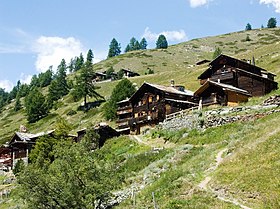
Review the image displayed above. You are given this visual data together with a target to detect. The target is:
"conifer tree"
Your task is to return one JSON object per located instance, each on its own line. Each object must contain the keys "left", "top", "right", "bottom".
{"left": 108, "top": 38, "right": 121, "bottom": 58}
{"left": 25, "top": 88, "right": 48, "bottom": 123}
{"left": 140, "top": 37, "right": 148, "bottom": 50}
{"left": 14, "top": 92, "right": 22, "bottom": 112}
{"left": 156, "top": 34, "right": 168, "bottom": 49}
{"left": 125, "top": 44, "right": 131, "bottom": 53}
{"left": 47, "top": 59, "right": 69, "bottom": 106}
{"left": 245, "top": 23, "right": 252, "bottom": 31}
{"left": 103, "top": 78, "right": 136, "bottom": 120}
{"left": 72, "top": 50, "right": 103, "bottom": 111}
{"left": 267, "top": 17, "right": 277, "bottom": 28}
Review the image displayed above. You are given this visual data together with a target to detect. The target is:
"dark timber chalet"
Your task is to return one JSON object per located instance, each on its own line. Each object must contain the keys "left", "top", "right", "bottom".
{"left": 195, "top": 80, "right": 251, "bottom": 106}
{"left": 120, "top": 68, "right": 140, "bottom": 78}
{"left": 198, "top": 54, "right": 278, "bottom": 97}
{"left": 117, "top": 82, "right": 198, "bottom": 134}
{"left": 9, "top": 130, "right": 55, "bottom": 168}
{"left": 7, "top": 123, "right": 119, "bottom": 169}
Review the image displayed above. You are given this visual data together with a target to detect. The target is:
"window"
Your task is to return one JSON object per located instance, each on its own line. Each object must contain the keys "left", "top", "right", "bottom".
{"left": 149, "top": 96, "right": 153, "bottom": 103}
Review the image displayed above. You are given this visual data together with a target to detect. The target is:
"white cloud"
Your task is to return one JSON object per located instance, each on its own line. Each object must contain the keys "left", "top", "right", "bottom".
{"left": 33, "top": 36, "right": 86, "bottom": 72}
{"left": 20, "top": 73, "right": 32, "bottom": 85}
{"left": 0, "top": 80, "right": 13, "bottom": 92}
{"left": 189, "top": 0, "right": 210, "bottom": 8}
{"left": 260, "top": 0, "right": 280, "bottom": 12}
{"left": 143, "top": 27, "right": 188, "bottom": 42}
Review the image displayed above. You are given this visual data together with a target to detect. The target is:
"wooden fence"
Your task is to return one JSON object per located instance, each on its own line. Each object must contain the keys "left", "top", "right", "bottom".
{"left": 165, "top": 107, "right": 199, "bottom": 121}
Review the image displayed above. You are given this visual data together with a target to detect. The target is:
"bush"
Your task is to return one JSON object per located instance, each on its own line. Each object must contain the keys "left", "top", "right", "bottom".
{"left": 13, "top": 159, "right": 25, "bottom": 175}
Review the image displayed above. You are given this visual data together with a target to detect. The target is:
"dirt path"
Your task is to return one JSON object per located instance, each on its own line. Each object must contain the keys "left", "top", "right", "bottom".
{"left": 198, "top": 149, "right": 252, "bottom": 209}
{"left": 130, "top": 135, "right": 176, "bottom": 148}
{"left": 130, "top": 135, "right": 150, "bottom": 146}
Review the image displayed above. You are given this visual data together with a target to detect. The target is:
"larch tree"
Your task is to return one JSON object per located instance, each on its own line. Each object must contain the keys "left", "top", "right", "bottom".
{"left": 267, "top": 17, "right": 277, "bottom": 28}
{"left": 245, "top": 23, "right": 252, "bottom": 31}
{"left": 140, "top": 37, "right": 148, "bottom": 49}
{"left": 156, "top": 34, "right": 168, "bottom": 49}
{"left": 103, "top": 78, "right": 136, "bottom": 120}
{"left": 72, "top": 49, "right": 104, "bottom": 111}
{"left": 48, "top": 59, "right": 69, "bottom": 106}
{"left": 25, "top": 88, "right": 48, "bottom": 123}
{"left": 107, "top": 38, "right": 121, "bottom": 58}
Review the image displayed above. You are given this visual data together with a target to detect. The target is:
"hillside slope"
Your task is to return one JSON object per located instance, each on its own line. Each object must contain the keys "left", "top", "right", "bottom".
{"left": 115, "top": 109, "right": 280, "bottom": 208}
{"left": 1, "top": 28, "right": 280, "bottom": 143}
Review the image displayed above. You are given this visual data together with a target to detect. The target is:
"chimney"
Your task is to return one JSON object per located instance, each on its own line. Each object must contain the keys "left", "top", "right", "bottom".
{"left": 170, "top": 79, "right": 175, "bottom": 87}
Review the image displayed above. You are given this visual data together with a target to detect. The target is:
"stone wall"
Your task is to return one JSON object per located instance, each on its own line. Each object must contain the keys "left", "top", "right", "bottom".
{"left": 159, "top": 95, "right": 280, "bottom": 131}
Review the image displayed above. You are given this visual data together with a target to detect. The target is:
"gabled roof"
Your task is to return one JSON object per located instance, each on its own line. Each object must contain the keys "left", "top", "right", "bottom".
{"left": 120, "top": 68, "right": 140, "bottom": 76}
{"left": 129, "top": 82, "right": 194, "bottom": 103}
{"left": 96, "top": 72, "right": 107, "bottom": 76}
{"left": 133, "top": 82, "right": 192, "bottom": 100}
{"left": 195, "top": 80, "right": 252, "bottom": 97}
{"left": 146, "top": 82, "right": 194, "bottom": 96}
{"left": 198, "top": 54, "right": 272, "bottom": 79}
{"left": 9, "top": 130, "right": 55, "bottom": 145}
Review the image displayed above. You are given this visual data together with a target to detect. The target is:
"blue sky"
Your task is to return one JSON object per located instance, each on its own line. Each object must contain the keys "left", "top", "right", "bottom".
{"left": 0, "top": 0, "right": 279, "bottom": 91}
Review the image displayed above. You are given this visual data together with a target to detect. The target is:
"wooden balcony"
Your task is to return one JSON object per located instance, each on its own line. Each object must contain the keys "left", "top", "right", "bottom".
{"left": 117, "top": 108, "right": 132, "bottom": 115}
{"left": 211, "top": 72, "right": 234, "bottom": 81}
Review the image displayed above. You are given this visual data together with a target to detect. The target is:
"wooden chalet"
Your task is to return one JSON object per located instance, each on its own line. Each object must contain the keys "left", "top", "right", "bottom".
{"left": 9, "top": 130, "right": 55, "bottom": 168}
{"left": 95, "top": 72, "right": 107, "bottom": 81}
{"left": 195, "top": 80, "right": 251, "bottom": 106}
{"left": 116, "top": 99, "right": 132, "bottom": 134}
{"left": 198, "top": 54, "right": 278, "bottom": 96}
{"left": 117, "top": 82, "right": 198, "bottom": 134}
{"left": 0, "top": 146, "right": 11, "bottom": 170}
{"left": 76, "top": 123, "right": 120, "bottom": 147}
{"left": 120, "top": 68, "right": 140, "bottom": 78}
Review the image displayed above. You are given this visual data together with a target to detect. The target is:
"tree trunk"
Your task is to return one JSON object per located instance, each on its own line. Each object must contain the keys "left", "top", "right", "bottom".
{"left": 84, "top": 95, "right": 87, "bottom": 112}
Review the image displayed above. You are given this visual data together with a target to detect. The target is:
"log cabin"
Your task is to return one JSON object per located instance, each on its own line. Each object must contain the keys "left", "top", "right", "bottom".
{"left": 120, "top": 68, "right": 140, "bottom": 78}
{"left": 116, "top": 82, "right": 198, "bottom": 134}
{"left": 198, "top": 54, "right": 278, "bottom": 96}
{"left": 75, "top": 123, "right": 120, "bottom": 147}
{"left": 95, "top": 72, "right": 107, "bottom": 81}
{"left": 9, "top": 130, "right": 55, "bottom": 168}
{"left": 8, "top": 123, "right": 120, "bottom": 169}
{"left": 195, "top": 80, "right": 251, "bottom": 106}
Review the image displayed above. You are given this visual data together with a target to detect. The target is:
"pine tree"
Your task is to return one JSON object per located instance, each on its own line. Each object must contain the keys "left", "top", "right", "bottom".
{"left": 129, "top": 37, "right": 137, "bottom": 50}
{"left": 125, "top": 44, "right": 131, "bottom": 53}
{"left": 108, "top": 38, "right": 121, "bottom": 58}
{"left": 72, "top": 50, "right": 104, "bottom": 111}
{"left": 135, "top": 40, "right": 141, "bottom": 50}
{"left": 29, "top": 75, "right": 40, "bottom": 90}
{"left": 14, "top": 92, "right": 22, "bottom": 112}
{"left": 74, "top": 53, "right": 84, "bottom": 72}
{"left": 38, "top": 68, "right": 53, "bottom": 87}
{"left": 25, "top": 88, "right": 48, "bottom": 123}
{"left": 156, "top": 34, "right": 168, "bottom": 49}
{"left": 47, "top": 59, "right": 69, "bottom": 106}
{"left": 245, "top": 23, "right": 252, "bottom": 31}
{"left": 140, "top": 38, "right": 148, "bottom": 50}
{"left": 267, "top": 17, "right": 277, "bottom": 28}
{"left": 103, "top": 78, "right": 136, "bottom": 120}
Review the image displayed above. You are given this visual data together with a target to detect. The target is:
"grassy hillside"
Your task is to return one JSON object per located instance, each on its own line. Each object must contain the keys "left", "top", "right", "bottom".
{"left": 1, "top": 28, "right": 280, "bottom": 144}
{"left": 114, "top": 110, "right": 280, "bottom": 208}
